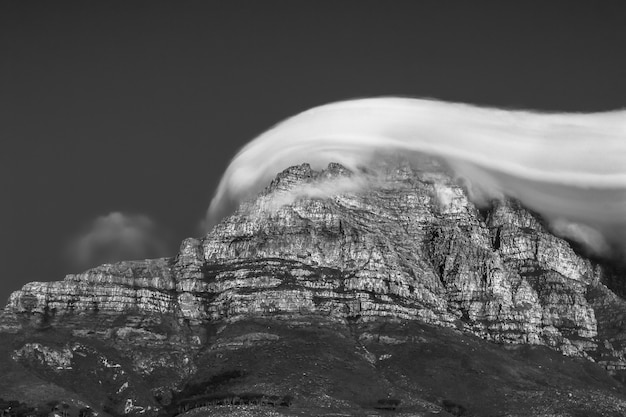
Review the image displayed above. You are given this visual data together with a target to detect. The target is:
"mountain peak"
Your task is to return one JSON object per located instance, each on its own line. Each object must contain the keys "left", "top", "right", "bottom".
{"left": 264, "top": 162, "right": 354, "bottom": 195}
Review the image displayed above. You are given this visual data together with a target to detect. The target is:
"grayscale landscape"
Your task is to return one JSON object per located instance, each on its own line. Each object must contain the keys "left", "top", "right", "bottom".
{"left": 2, "top": 2, "right": 626, "bottom": 417}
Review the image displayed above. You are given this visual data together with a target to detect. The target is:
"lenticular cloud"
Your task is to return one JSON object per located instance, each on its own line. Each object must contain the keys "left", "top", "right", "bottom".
{"left": 207, "top": 97, "right": 626, "bottom": 256}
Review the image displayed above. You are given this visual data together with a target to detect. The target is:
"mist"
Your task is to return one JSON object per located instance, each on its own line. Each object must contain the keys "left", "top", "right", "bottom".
{"left": 206, "top": 97, "right": 626, "bottom": 256}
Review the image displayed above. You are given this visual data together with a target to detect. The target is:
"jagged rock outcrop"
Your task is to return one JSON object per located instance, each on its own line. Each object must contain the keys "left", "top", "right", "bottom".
{"left": 3, "top": 157, "right": 626, "bottom": 414}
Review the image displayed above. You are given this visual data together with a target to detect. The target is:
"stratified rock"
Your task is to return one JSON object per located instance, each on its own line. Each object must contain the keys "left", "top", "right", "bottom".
{"left": 3, "top": 157, "right": 626, "bottom": 414}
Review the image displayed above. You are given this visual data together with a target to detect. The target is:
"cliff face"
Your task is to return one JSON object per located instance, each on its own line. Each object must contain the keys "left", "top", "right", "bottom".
{"left": 3, "top": 158, "right": 626, "bottom": 415}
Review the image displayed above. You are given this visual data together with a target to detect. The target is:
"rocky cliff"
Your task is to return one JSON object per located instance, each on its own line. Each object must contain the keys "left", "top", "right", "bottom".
{"left": 3, "top": 158, "right": 626, "bottom": 416}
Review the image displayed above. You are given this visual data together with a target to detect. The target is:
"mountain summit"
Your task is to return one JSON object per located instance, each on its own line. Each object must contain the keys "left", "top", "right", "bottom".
{"left": 3, "top": 158, "right": 626, "bottom": 416}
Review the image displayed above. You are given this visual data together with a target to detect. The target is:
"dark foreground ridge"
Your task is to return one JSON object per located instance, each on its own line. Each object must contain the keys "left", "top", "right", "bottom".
{"left": 3, "top": 159, "right": 626, "bottom": 416}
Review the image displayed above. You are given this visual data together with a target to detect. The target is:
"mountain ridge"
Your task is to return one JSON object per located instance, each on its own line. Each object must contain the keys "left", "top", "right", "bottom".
{"left": 3, "top": 158, "right": 626, "bottom": 416}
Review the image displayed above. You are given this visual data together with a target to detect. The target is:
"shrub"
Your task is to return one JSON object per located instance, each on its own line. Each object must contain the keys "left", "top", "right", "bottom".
{"left": 0, "top": 399, "right": 38, "bottom": 417}
{"left": 45, "top": 401, "right": 59, "bottom": 412}
{"left": 266, "top": 395, "right": 281, "bottom": 407}
{"left": 375, "top": 398, "right": 401, "bottom": 411}
{"left": 78, "top": 407, "right": 94, "bottom": 417}
{"left": 173, "top": 369, "right": 247, "bottom": 402}
{"left": 238, "top": 393, "right": 264, "bottom": 405}
{"left": 170, "top": 391, "right": 294, "bottom": 415}
{"left": 442, "top": 399, "right": 467, "bottom": 416}
{"left": 279, "top": 395, "right": 293, "bottom": 407}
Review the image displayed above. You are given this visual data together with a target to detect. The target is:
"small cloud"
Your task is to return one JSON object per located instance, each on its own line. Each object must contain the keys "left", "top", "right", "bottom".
{"left": 549, "top": 218, "right": 610, "bottom": 256}
{"left": 262, "top": 175, "right": 370, "bottom": 213}
{"left": 67, "top": 212, "right": 170, "bottom": 270}
{"left": 199, "top": 173, "right": 370, "bottom": 234}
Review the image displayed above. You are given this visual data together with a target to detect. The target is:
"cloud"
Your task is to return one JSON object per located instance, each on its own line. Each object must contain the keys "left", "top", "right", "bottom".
{"left": 549, "top": 218, "right": 610, "bottom": 256}
{"left": 67, "top": 212, "right": 169, "bottom": 270}
{"left": 260, "top": 175, "right": 370, "bottom": 213}
{"left": 204, "top": 97, "right": 626, "bottom": 257}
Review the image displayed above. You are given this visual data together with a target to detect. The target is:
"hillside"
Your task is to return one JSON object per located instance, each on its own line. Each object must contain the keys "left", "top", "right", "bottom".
{"left": 3, "top": 158, "right": 626, "bottom": 416}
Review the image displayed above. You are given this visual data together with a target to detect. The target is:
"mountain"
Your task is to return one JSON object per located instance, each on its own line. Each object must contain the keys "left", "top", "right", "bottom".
{"left": 3, "top": 157, "right": 626, "bottom": 416}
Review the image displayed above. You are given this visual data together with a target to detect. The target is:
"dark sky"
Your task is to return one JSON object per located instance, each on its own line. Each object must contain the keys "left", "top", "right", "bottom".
{"left": 1, "top": 1, "right": 625, "bottom": 303}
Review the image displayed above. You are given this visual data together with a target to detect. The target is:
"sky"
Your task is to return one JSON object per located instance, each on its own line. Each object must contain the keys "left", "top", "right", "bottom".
{"left": 1, "top": 1, "right": 625, "bottom": 304}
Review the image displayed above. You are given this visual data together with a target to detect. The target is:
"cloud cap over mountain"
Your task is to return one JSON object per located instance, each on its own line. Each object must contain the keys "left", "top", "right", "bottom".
{"left": 207, "top": 97, "right": 626, "bottom": 256}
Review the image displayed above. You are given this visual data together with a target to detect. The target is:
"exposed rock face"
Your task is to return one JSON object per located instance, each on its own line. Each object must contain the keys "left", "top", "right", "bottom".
{"left": 3, "top": 158, "right": 626, "bottom": 414}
